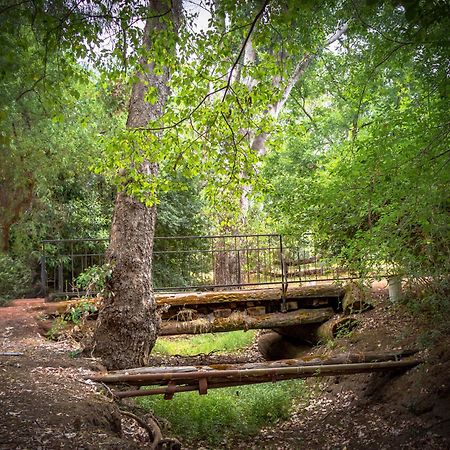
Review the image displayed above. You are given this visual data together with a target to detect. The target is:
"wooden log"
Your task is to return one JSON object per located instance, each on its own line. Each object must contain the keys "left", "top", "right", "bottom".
{"left": 31, "top": 299, "right": 97, "bottom": 315}
{"left": 88, "top": 359, "right": 421, "bottom": 386}
{"left": 160, "top": 308, "right": 334, "bottom": 335}
{"left": 33, "top": 284, "right": 346, "bottom": 317}
{"left": 156, "top": 284, "right": 345, "bottom": 307}
{"left": 102, "top": 349, "right": 419, "bottom": 376}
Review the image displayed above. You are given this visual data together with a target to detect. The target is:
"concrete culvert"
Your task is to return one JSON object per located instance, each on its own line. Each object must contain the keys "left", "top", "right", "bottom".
{"left": 258, "top": 332, "right": 312, "bottom": 361}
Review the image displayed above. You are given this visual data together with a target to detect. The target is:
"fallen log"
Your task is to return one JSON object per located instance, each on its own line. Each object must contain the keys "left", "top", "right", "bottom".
{"left": 31, "top": 298, "right": 101, "bottom": 315}
{"left": 88, "top": 359, "right": 421, "bottom": 389}
{"left": 160, "top": 308, "right": 334, "bottom": 335}
{"left": 106, "top": 349, "right": 419, "bottom": 376}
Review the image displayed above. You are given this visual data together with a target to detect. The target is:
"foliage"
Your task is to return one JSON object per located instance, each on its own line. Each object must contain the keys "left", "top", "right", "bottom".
{"left": 64, "top": 0, "right": 348, "bottom": 222}
{"left": 0, "top": 253, "right": 31, "bottom": 305}
{"left": 64, "top": 301, "right": 98, "bottom": 325}
{"left": 139, "top": 380, "right": 308, "bottom": 445}
{"left": 45, "top": 301, "right": 98, "bottom": 340}
{"left": 153, "top": 179, "right": 210, "bottom": 288}
{"left": 403, "top": 277, "right": 450, "bottom": 326}
{"left": 74, "top": 265, "right": 111, "bottom": 297}
{"left": 45, "top": 317, "right": 69, "bottom": 341}
{"left": 263, "top": 1, "right": 449, "bottom": 280}
{"left": 153, "top": 331, "right": 255, "bottom": 356}
{"left": 1, "top": 1, "right": 448, "bottom": 310}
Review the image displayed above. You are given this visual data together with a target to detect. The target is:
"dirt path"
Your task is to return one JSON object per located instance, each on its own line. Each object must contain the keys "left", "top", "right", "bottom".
{"left": 0, "top": 299, "right": 146, "bottom": 449}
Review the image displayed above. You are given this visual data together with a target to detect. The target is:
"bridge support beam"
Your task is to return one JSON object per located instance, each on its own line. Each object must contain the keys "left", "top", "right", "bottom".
{"left": 160, "top": 308, "right": 334, "bottom": 335}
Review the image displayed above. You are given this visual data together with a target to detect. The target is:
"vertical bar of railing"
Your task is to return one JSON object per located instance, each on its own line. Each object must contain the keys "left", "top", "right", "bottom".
{"left": 256, "top": 235, "right": 261, "bottom": 284}
{"left": 58, "top": 259, "right": 63, "bottom": 293}
{"left": 279, "top": 235, "right": 288, "bottom": 310}
{"left": 40, "top": 243, "right": 48, "bottom": 297}
{"left": 71, "top": 241, "right": 74, "bottom": 292}
{"left": 234, "top": 235, "right": 241, "bottom": 288}
{"left": 245, "top": 236, "right": 250, "bottom": 284}
{"left": 211, "top": 237, "right": 215, "bottom": 285}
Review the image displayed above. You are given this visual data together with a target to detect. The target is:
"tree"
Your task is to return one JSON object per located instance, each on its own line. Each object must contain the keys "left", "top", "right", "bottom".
{"left": 90, "top": 0, "right": 183, "bottom": 369}
{"left": 263, "top": 1, "right": 449, "bottom": 280}
{"left": 4, "top": 0, "right": 446, "bottom": 368}
{"left": 0, "top": 14, "right": 122, "bottom": 260}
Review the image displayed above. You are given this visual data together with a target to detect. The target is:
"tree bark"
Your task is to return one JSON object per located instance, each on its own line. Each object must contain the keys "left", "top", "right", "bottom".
{"left": 89, "top": 0, "right": 182, "bottom": 370}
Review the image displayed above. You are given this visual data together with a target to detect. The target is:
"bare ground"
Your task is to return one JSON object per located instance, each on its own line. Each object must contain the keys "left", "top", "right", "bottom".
{"left": 1, "top": 285, "right": 450, "bottom": 449}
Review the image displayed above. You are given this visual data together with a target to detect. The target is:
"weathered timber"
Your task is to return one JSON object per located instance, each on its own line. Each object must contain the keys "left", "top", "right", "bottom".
{"left": 114, "top": 378, "right": 286, "bottom": 399}
{"left": 32, "top": 298, "right": 101, "bottom": 315}
{"left": 276, "top": 315, "right": 359, "bottom": 343}
{"left": 106, "top": 349, "right": 419, "bottom": 376}
{"left": 88, "top": 359, "right": 421, "bottom": 387}
{"left": 34, "top": 284, "right": 345, "bottom": 316}
{"left": 160, "top": 308, "right": 334, "bottom": 335}
{"left": 156, "top": 284, "right": 345, "bottom": 307}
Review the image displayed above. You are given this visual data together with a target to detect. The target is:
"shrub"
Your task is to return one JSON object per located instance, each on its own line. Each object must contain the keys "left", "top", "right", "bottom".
{"left": 74, "top": 264, "right": 111, "bottom": 297}
{"left": 0, "top": 253, "right": 31, "bottom": 305}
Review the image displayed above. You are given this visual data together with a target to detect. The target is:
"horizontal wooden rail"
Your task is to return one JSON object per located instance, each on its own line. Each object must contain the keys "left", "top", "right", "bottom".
{"left": 86, "top": 349, "right": 421, "bottom": 399}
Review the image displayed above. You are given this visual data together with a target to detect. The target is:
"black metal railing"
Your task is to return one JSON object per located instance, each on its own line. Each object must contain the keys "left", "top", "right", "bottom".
{"left": 41, "top": 234, "right": 354, "bottom": 296}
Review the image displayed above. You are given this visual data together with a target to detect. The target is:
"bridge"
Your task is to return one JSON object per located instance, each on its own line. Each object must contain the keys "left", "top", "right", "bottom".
{"left": 41, "top": 233, "right": 353, "bottom": 296}
{"left": 40, "top": 233, "right": 371, "bottom": 342}
{"left": 38, "top": 234, "right": 411, "bottom": 401}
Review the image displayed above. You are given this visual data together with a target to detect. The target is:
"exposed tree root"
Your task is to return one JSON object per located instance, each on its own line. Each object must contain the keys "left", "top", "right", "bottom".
{"left": 119, "top": 409, "right": 181, "bottom": 449}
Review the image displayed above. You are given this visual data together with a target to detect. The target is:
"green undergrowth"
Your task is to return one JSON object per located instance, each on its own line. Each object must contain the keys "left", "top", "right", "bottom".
{"left": 138, "top": 380, "right": 308, "bottom": 445}
{"left": 144, "top": 331, "right": 309, "bottom": 444}
{"left": 152, "top": 330, "right": 255, "bottom": 356}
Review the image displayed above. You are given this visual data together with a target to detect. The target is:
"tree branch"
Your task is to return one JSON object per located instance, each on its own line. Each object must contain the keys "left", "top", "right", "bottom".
{"left": 222, "top": 0, "right": 269, "bottom": 102}
{"left": 119, "top": 409, "right": 162, "bottom": 449}
{"left": 139, "top": 86, "right": 227, "bottom": 132}
{"left": 15, "top": 75, "right": 45, "bottom": 101}
{"left": 353, "top": 42, "right": 409, "bottom": 138}
{"left": 270, "top": 22, "right": 348, "bottom": 119}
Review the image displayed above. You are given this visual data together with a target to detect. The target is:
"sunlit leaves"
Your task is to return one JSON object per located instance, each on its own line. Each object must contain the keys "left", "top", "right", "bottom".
{"left": 263, "top": 2, "right": 449, "bottom": 277}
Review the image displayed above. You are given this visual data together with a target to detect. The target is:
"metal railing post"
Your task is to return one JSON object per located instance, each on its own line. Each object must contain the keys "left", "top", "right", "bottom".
{"left": 279, "top": 235, "right": 288, "bottom": 311}
{"left": 40, "top": 243, "right": 48, "bottom": 298}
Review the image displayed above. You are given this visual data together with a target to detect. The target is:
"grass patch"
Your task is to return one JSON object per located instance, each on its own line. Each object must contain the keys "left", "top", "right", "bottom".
{"left": 152, "top": 330, "right": 255, "bottom": 356}
{"left": 138, "top": 380, "right": 308, "bottom": 445}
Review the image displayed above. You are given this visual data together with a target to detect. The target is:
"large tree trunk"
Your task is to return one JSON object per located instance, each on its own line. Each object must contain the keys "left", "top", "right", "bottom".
{"left": 90, "top": 0, "right": 182, "bottom": 370}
